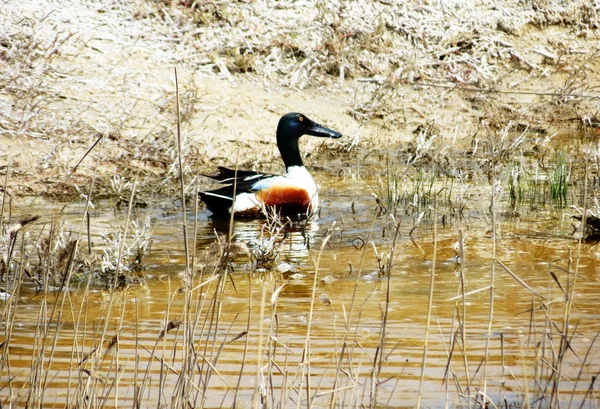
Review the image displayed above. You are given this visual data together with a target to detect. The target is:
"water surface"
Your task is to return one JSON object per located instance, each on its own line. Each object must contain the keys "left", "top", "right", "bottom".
{"left": 1, "top": 170, "right": 599, "bottom": 408}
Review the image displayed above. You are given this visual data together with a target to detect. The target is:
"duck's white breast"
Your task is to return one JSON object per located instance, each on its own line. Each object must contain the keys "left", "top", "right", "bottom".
{"left": 252, "top": 166, "right": 319, "bottom": 210}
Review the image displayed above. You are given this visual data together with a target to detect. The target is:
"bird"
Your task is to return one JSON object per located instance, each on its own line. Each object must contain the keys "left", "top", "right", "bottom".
{"left": 199, "top": 112, "right": 343, "bottom": 218}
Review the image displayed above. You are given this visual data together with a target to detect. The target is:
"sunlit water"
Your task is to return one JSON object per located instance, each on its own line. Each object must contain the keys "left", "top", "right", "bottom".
{"left": 2, "top": 171, "right": 600, "bottom": 408}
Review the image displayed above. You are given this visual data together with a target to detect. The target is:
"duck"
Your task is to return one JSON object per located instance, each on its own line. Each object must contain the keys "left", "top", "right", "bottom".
{"left": 199, "top": 112, "right": 343, "bottom": 217}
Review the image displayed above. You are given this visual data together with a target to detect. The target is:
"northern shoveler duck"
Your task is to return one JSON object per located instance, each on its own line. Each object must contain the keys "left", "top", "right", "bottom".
{"left": 199, "top": 112, "right": 343, "bottom": 217}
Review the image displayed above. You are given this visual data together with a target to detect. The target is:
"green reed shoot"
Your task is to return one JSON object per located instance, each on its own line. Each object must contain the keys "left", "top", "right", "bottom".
{"left": 371, "top": 155, "right": 453, "bottom": 217}
{"left": 410, "top": 169, "right": 438, "bottom": 211}
{"left": 550, "top": 151, "right": 569, "bottom": 208}
{"left": 508, "top": 162, "right": 526, "bottom": 209}
{"left": 371, "top": 154, "right": 402, "bottom": 216}
{"left": 506, "top": 152, "right": 571, "bottom": 211}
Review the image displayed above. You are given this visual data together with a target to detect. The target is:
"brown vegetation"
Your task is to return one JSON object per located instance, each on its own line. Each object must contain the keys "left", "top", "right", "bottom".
{"left": 0, "top": 0, "right": 599, "bottom": 408}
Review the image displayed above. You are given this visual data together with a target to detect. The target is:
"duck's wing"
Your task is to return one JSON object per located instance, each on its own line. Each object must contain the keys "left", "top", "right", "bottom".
{"left": 202, "top": 167, "right": 280, "bottom": 189}
{"left": 202, "top": 166, "right": 269, "bottom": 183}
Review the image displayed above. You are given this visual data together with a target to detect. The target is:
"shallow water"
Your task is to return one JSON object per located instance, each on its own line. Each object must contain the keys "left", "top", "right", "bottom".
{"left": 1, "top": 171, "right": 600, "bottom": 408}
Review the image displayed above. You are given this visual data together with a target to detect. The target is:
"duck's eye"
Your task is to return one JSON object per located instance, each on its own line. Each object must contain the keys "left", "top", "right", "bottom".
{"left": 298, "top": 116, "right": 304, "bottom": 122}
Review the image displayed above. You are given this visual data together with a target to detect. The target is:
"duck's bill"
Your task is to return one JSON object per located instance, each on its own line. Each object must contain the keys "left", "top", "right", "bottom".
{"left": 307, "top": 121, "right": 343, "bottom": 139}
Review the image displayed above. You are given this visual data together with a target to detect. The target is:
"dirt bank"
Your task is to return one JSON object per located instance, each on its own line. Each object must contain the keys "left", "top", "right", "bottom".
{"left": 1, "top": 0, "right": 598, "bottom": 198}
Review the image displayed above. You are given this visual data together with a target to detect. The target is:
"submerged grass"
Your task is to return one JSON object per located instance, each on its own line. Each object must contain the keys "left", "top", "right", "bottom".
{"left": 507, "top": 150, "right": 572, "bottom": 211}
{"left": 370, "top": 154, "right": 455, "bottom": 220}
{"left": 550, "top": 151, "right": 570, "bottom": 208}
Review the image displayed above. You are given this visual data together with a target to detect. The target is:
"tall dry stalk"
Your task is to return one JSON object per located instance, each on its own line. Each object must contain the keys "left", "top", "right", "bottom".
{"left": 482, "top": 144, "right": 498, "bottom": 406}
{"left": 458, "top": 228, "right": 470, "bottom": 398}
{"left": 416, "top": 200, "right": 437, "bottom": 408}
{"left": 298, "top": 233, "right": 331, "bottom": 409}
{"left": 371, "top": 217, "right": 401, "bottom": 407}
{"left": 0, "top": 163, "right": 9, "bottom": 235}
{"left": 550, "top": 161, "right": 588, "bottom": 407}
{"left": 253, "top": 284, "right": 268, "bottom": 408}
{"left": 235, "top": 275, "right": 253, "bottom": 407}
{"left": 172, "top": 66, "right": 196, "bottom": 408}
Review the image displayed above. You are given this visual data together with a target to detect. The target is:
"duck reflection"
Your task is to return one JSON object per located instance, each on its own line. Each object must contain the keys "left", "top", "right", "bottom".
{"left": 196, "top": 215, "right": 321, "bottom": 270}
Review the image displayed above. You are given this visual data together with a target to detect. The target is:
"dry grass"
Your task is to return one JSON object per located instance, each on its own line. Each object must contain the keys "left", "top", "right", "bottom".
{"left": 1, "top": 1, "right": 600, "bottom": 408}
{"left": 2, "top": 0, "right": 599, "bottom": 200}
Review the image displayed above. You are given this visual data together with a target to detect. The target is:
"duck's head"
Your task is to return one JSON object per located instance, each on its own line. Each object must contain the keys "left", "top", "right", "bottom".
{"left": 277, "top": 112, "right": 343, "bottom": 141}
{"left": 276, "top": 112, "right": 342, "bottom": 168}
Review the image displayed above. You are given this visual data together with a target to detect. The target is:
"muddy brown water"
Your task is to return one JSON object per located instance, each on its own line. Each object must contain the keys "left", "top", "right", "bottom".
{"left": 2, "top": 171, "right": 600, "bottom": 408}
